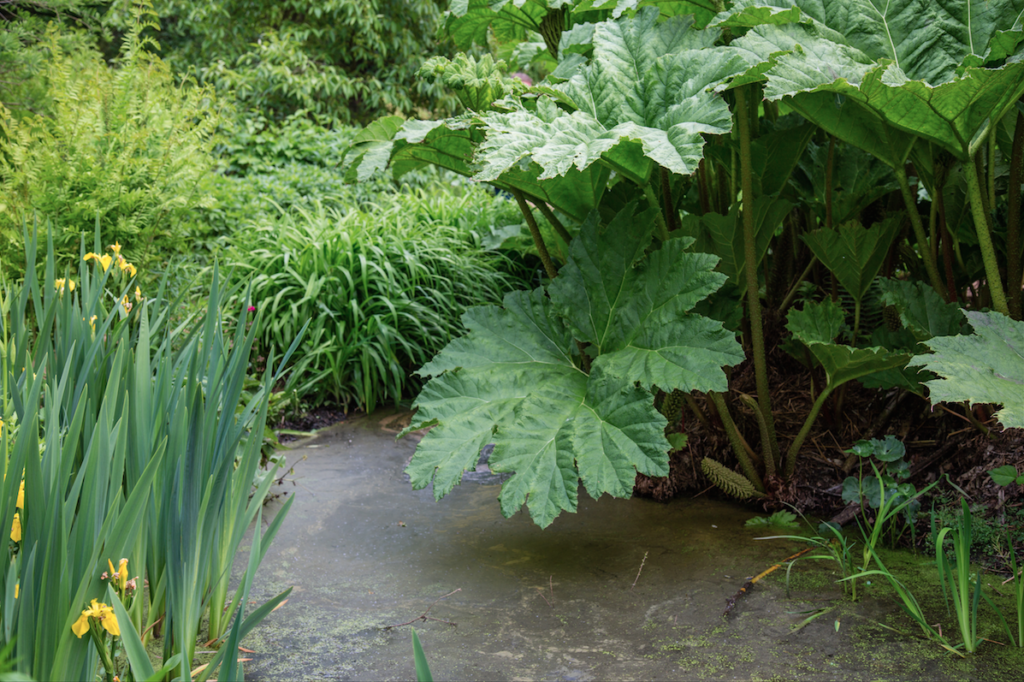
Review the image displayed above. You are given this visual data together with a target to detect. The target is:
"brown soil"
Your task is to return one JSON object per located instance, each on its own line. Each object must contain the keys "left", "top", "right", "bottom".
{"left": 634, "top": 321, "right": 1024, "bottom": 526}
{"left": 277, "top": 406, "right": 348, "bottom": 442}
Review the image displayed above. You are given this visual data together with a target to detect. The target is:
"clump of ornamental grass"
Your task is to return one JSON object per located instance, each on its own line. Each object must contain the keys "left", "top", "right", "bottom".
{"left": 228, "top": 193, "right": 533, "bottom": 412}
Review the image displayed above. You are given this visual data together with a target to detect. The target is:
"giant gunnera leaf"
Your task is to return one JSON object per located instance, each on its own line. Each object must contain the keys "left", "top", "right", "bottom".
{"left": 787, "top": 299, "right": 911, "bottom": 391}
{"left": 725, "top": 0, "right": 1024, "bottom": 162}
{"left": 405, "top": 204, "right": 742, "bottom": 527}
{"left": 915, "top": 310, "right": 1024, "bottom": 429}
{"left": 474, "top": 8, "right": 756, "bottom": 183}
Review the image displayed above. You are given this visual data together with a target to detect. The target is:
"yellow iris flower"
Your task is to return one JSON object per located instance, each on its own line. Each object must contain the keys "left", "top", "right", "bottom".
{"left": 106, "top": 558, "right": 129, "bottom": 592}
{"left": 16, "top": 481, "right": 23, "bottom": 509}
{"left": 84, "top": 253, "right": 113, "bottom": 271}
{"left": 134, "top": 286, "right": 144, "bottom": 303}
{"left": 117, "top": 259, "right": 137, "bottom": 278}
{"left": 10, "top": 513, "right": 20, "bottom": 543}
{"left": 109, "top": 242, "right": 122, "bottom": 256}
{"left": 54, "top": 278, "right": 76, "bottom": 295}
{"left": 71, "top": 599, "right": 120, "bottom": 638}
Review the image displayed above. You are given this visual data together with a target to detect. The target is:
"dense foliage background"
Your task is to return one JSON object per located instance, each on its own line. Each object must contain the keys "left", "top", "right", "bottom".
{"left": 0, "top": 0, "right": 1023, "bottom": 677}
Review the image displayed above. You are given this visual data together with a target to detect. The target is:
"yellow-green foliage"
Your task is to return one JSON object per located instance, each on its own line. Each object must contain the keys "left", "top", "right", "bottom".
{"left": 0, "top": 5, "right": 221, "bottom": 274}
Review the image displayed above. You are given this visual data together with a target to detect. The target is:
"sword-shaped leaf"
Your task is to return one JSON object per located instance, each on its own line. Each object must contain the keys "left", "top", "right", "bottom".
{"left": 915, "top": 310, "right": 1024, "bottom": 429}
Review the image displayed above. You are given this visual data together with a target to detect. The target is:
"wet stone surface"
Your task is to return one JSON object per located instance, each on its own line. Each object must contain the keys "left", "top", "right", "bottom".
{"left": 240, "top": 411, "right": 1022, "bottom": 681}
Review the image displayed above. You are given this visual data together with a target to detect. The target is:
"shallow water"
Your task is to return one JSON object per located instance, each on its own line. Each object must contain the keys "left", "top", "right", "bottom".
{"left": 240, "top": 411, "right": 1022, "bottom": 681}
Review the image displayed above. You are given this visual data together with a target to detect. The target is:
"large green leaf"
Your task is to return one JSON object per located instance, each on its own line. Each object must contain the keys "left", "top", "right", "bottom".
{"left": 878, "top": 278, "right": 966, "bottom": 341}
{"left": 791, "top": 137, "right": 900, "bottom": 225}
{"left": 341, "top": 115, "right": 405, "bottom": 182}
{"left": 406, "top": 204, "right": 741, "bottom": 527}
{"left": 801, "top": 218, "right": 900, "bottom": 303}
{"left": 351, "top": 117, "right": 609, "bottom": 221}
{"left": 445, "top": 0, "right": 567, "bottom": 51}
{"left": 475, "top": 9, "right": 755, "bottom": 182}
{"left": 420, "top": 54, "right": 526, "bottom": 112}
{"left": 786, "top": 297, "right": 846, "bottom": 345}
{"left": 681, "top": 195, "right": 792, "bottom": 288}
{"left": 406, "top": 290, "right": 667, "bottom": 527}
{"left": 915, "top": 310, "right": 1024, "bottom": 429}
{"left": 577, "top": 0, "right": 721, "bottom": 25}
{"left": 548, "top": 204, "right": 743, "bottom": 387}
{"left": 805, "top": 342, "right": 913, "bottom": 390}
{"left": 727, "top": 1, "right": 1024, "bottom": 160}
{"left": 788, "top": 299, "right": 910, "bottom": 389}
{"left": 592, "top": 314, "right": 745, "bottom": 392}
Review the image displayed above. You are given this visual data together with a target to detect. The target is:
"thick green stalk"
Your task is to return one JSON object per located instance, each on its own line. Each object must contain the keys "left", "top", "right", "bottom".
{"left": 534, "top": 200, "right": 573, "bottom": 246}
{"left": 738, "top": 394, "right": 775, "bottom": 478}
{"left": 710, "top": 391, "right": 764, "bottom": 492}
{"left": 1008, "top": 111, "right": 1023, "bottom": 320}
{"left": 989, "top": 129, "right": 997, "bottom": 214}
{"left": 660, "top": 167, "right": 678, "bottom": 232}
{"left": 963, "top": 157, "right": 1010, "bottom": 315}
{"left": 512, "top": 189, "right": 590, "bottom": 371}
{"left": 734, "top": 85, "right": 780, "bottom": 465}
{"left": 929, "top": 191, "right": 938, "bottom": 264}
{"left": 825, "top": 136, "right": 835, "bottom": 229}
{"left": 697, "top": 160, "right": 711, "bottom": 215}
{"left": 784, "top": 385, "right": 834, "bottom": 478}
{"left": 933, "top": 158, "right": 958, "bottom": 302}
{"left": 89, "top": 626, "right": 115, "bottom": 682}
{"left": 894, "top": 165, "right": 947, "bottom": 300}
{"left": 852, "top": 300, "right": 861, "bottom": 346}
{"left": 643, "top": 184, "right": 671, "bottom": 241}
{"left": 512, "top": 189, "right": 558, "bottom": 280}
{"left": 780, "top": 256, "right": 817, "bottom": 315}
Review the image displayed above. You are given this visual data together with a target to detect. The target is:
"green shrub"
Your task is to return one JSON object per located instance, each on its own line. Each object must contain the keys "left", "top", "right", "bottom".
{"left": 228, "top": 191, "right": 533, "bottom": 412}
{"left": 0, "top": 6, "right": 221, "bottom": 275}
{"left": 103, "top": 0, "right": 459, "bottom": 124}
{"left": 0, "top": 1, "right": 104, "bottom": 117}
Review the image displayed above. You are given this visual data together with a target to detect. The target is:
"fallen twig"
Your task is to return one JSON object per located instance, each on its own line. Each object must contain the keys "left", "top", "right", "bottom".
{"left": 723, "top": 548, "right": 811, "bottom": 617}
{"left": 385, "top": 588, "right": 461, "bottom": 629}
{"left": 632, "top": 551, "right": 649, "bottom": 589}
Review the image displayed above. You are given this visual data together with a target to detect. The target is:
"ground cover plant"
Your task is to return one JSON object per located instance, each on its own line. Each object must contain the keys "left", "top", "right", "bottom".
{"left": 347, "top": 0, "right": 1024, "bottom": 535}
